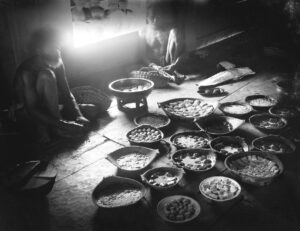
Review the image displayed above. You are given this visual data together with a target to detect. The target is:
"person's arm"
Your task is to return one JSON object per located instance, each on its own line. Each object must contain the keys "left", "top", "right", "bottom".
{"left": 21, "top": 72, "right": 84, "bottom": 131}
{"left": 55, "top": 63, "right": 89, "bottom": 124}
{"left": 164, "top": 28, "right": 185, "bottom": 71}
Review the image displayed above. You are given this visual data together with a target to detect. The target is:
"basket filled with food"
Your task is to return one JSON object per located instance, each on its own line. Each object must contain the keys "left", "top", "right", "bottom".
{"left": 157, "top": 195, "right": 201, "bottom": 224}
{"left": 106, "top": 146, "right": 158, "bottom": 175}
{"left": 170, "top": 131, "right": 211, "bottom": 150}
{"left": 92, "top": 176, "right": 146, "bottom": 208}
{"left": 199, "top": 176, "right": 241, "bottom": 202}
{"left": 158, "top": 98, "right": 218, "bottom": 121}
{"left": 210, "top": 136, "right": 249, "bottom": 157}
{"left": 252, "top": 135, "right": 295, "bottom": 154}
{"left": 224, "top": 151, "right": 284, "bottom": 186}
{"left": 171, "top": 149, "right": 216, "bottom": 173}
{"left": 245, "top": 95, "right": 277, "bottom": 110}
{"left": 194, "top": 115, "right": 244, "bottom": 135}
{"left": 249, "top": 113, "right": 287, "bottom": 133}
{"left": 219, "top": 102, "right": 253, "bottom": 118}
{"left": 126, "top": 125, "right": 164, "bottom": 147}
{"left": 141, "top": 167, "right": 184, "bottom": 191}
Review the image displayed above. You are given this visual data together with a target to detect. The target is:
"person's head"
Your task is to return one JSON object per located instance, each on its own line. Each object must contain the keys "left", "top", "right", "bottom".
{"left": 29, "top": 27, "right": 62, "bottom": 67}
{"left": 146, "top": 0, "right": 176, "bottom": 31}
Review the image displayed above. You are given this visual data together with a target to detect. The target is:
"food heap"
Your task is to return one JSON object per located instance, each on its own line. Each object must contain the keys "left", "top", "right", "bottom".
{"left": 162, "top": 99, "right": 214, "bottom": 118}
{"left": 222, "top": 104, "right": 252, "bottom": 115}
{"left": 127, "top": 126, "right": 162, "bottom": 143}
{"left": 164, "top": 197, "right": 197, "bottom": 222}
{"left": 255, "top": 117, "right": 286, "bottom": 130}
{"left": 255, "top": 140, "right": 293, "bottom": 153}
{"left": 229, "top": 155, "right": 280, "bottom": 178}
{"left": 200, "top": 177, "right": 240, "bottom": 201}
{"left": 116, "top": 153, "right": 151, "bottom": 170}
{"left": 148, "top": 170, "right": 178, "bottom": 188}
{"left": 173, "top": 134, "right": 210, "bottom": 149}
{"left": 173, "top": 152, "right": 214, "bottom": 171}
{"left": 248, "top": 97, "right": 276, "bottom": 107}
{"left": 214, "top": 142, "right": 244, "bottom": 156}
{"left": 96, "top": 184, "right": 143, "bottom": 208}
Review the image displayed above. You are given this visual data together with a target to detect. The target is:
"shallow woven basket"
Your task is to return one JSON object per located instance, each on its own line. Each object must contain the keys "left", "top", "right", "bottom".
{"left": 130, "top": 70, "right": 169, "bottom": 88}
{"left": 71, "top": 86, "right": 111, "bottom": 111}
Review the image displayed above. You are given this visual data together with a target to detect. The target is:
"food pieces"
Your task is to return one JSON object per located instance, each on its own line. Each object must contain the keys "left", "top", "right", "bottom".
{"left": 164, "top": 197, "right": 196, "bottom": 221}
{"left": 163, "top": 99, "right": 214, "bottom": 118}
{"left": 248, "top": 97, "right": 276, "bottom": 107}
{"left": 135, "top": 114, "right": 169, "bottom": 128}
{"left": 230, "top": 155, "right": 280, "bottom": 178}
{"left": 119, "top": 84, "right": 151, "bottom": 92}
{"left": 255, "top": 140, "right": 293, "bottom": 153}
{"left": 128, "top": 126, "right": 162, "bottom": 143}
{"left": 206, "top": 120, "right": 233, "bottom": 134}
{"left": 173, "top": 152, "right": 214, "bottom": 171}
{"left": 148, "top": 170, "right": 178, "bottom": 187}
{"left": 200, "top": 177, "right": 240, "bottom": 201}
{"left": 96, "top": 184, "right": 143, "bottom": 207}
{"left": 222, "top": 104, "right": 252, "bottom": 115}
{"left": 173, "top": 134, "right": 209, "bottom": 149}
{"left": 116, "top": 153, "right": 151, "bottom": 170}
{"left": 255, "top": 117, "right": 285, "bottom": 130}
{"left": 214, "top": 142, "right": 244, "bottom": 155}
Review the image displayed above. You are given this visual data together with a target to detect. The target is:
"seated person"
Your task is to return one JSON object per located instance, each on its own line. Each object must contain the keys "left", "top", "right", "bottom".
{"left": 11, "top": 28, "right": 91, "bottom": 143}
{"left": 139, "top": 0, "right": 185, "bottom": 74}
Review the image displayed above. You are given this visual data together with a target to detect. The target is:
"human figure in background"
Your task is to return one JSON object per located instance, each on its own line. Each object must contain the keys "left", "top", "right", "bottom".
{"left": 11, "top": 28, "right": 91, "bottom": 143}
{"left": 139, "top": 0, "right": 185, "bottom": 74}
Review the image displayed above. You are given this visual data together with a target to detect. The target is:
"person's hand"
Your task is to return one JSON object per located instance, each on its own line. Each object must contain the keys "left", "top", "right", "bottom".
{"left": 76, "top": 116, "right": 90, "bottom": 125}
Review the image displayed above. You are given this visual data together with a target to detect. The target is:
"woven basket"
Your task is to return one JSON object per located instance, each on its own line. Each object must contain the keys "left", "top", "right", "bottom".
{"left": 71, "top": 86, "right": 111, "bottom": 111}
{"left": 130, "top": 70, "right": 169, "bottom": 88}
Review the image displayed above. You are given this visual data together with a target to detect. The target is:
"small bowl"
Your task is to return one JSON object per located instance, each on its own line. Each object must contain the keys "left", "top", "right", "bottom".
{"left": 245, "top": 95, "right": 277, "bottom": 110}
{"left": 210, "top": 136, "right": 249, "bottom": 157}
{"left": 158, "top": 98, "right": 218, "bottom": 121}
{"left": 140, "top": 167, "right": 184, "bottom": 190}
{"left": 109, "top": 78, "right": 154, "bottom": 101}
{"left": 106, "top": 146, "right": 158, "bottom": 174}
{"left": 219, "top": 102, "right": 253, "bottom": 118}
{"left": 171, "top": 149, "right": 216, "bottom": 173}
{"left": 170, "top": 131, "right": 211, "bottom": 150}
{"left": 157, "top": 195, "right": 201, "bottom": 224}
{"left": 126, "top": 125, "right": 164, "bottom": 147}
{"left": 252, "top": 135, "right": 296, "bottom": 154}
{"left": 199, "top": 176, "right": 241, "bottom": 202}
{"left": 224, "top": 151, "right": 284, "bottom": 186}
{"left": 249, "top": 113, "right": 287, "bottom": 133}
{"left": 92, "top": 176, "right": 146, "bottom": 208}
{"left": 269, "top": 106, "right": 298, "bottom": 119}
{"left": 134, "top": 113, "right": 171, "bottom": 129}
{"left": 194, "top": 115, "right": 244, "bottom": 135}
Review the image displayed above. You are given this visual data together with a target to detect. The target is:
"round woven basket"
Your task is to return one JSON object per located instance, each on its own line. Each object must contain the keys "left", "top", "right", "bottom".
{"left": 71, "top": 86, "right": 112, "bottom": 112}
